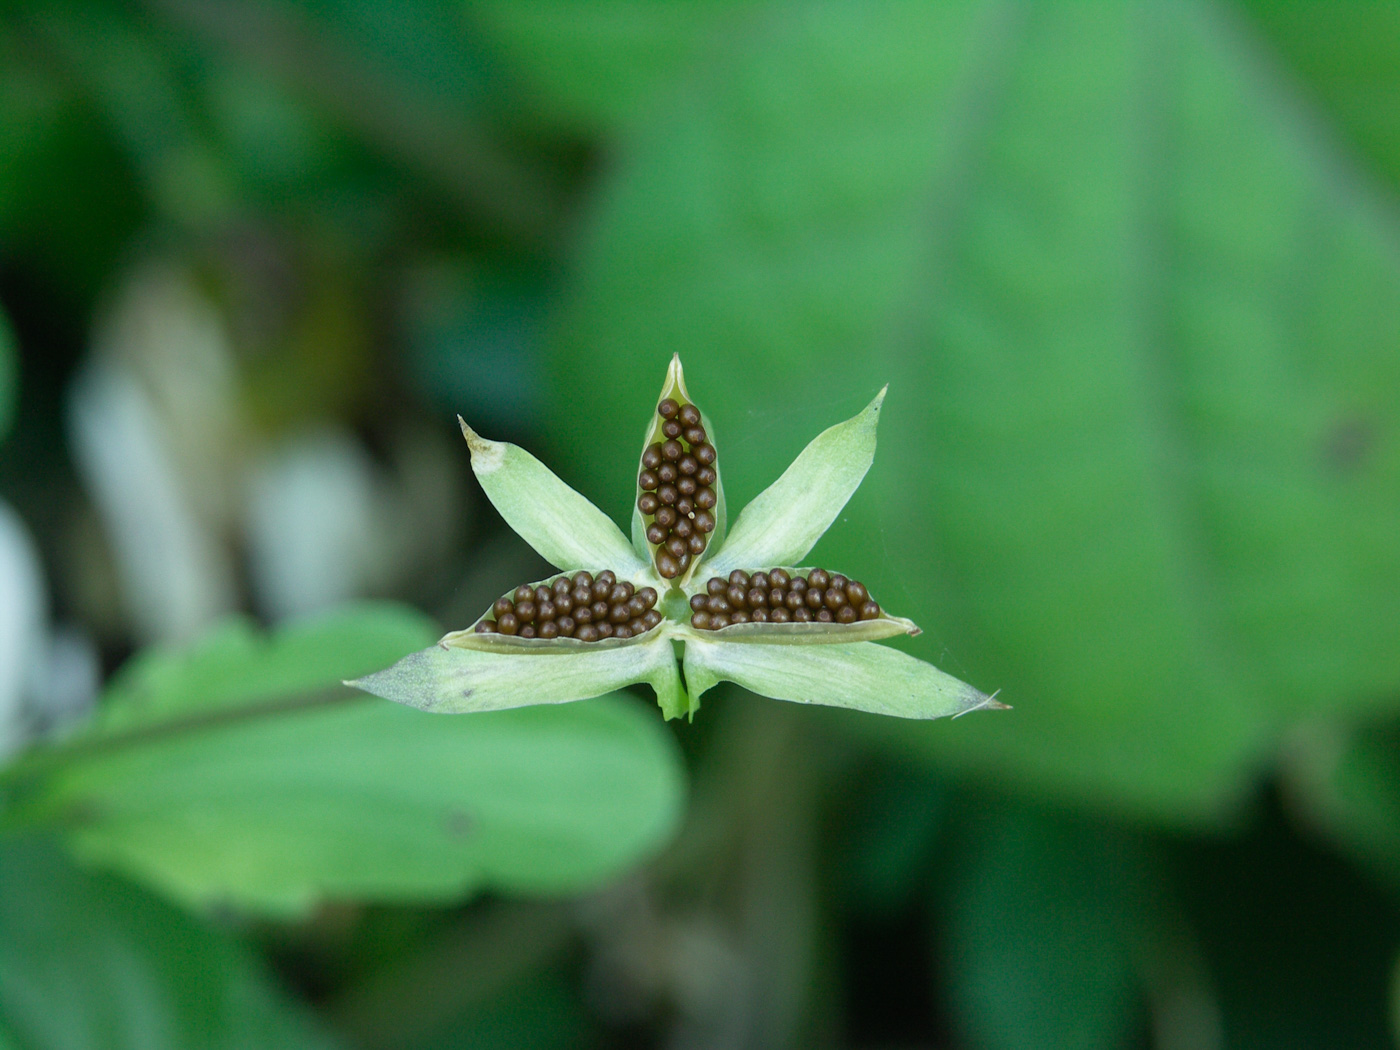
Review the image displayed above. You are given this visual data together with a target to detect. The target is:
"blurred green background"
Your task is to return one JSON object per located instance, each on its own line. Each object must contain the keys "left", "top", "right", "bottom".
{"left": 3, "top": 1, "right": 1400, "bottom": 1047}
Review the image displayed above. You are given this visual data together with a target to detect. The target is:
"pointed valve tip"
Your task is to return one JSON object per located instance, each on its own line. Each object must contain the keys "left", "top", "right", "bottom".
{"left": 456, "top": 416, "right": 505, "bottom": 471}
{"left": 954, "top": 687, "right": 1010, "bottom": 718}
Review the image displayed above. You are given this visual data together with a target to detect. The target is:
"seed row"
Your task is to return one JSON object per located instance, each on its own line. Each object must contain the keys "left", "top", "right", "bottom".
{"left": 476, "top": 570, "right": 661, "bottom": 642}
{"left": 638, "top": 397, "right": 718, "bottom": 578}
{"left": 689, "top": 568, "right": 882, "bottom": 630}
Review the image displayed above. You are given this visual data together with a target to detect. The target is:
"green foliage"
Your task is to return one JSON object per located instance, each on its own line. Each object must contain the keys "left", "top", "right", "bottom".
{"left": 547, "top": 0, "right": 1400, "bottom": 821}
{"left": 0, "top": 839, "right": 338, "bottom": 1050}
{"left": 4, "top": 605, "right": 684, "bottom": 915}
{"left": 0, "top": 308, "right": 12, "bottom": 444}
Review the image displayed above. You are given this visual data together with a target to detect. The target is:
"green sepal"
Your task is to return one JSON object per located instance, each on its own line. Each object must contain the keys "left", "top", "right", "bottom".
{"left": 348, "top": 632, "right": 684, "bottom": 715}
{"left": 459, "top": 418, "right": 644, "bottom": 575}
{"left": 704, "top": 388, "right": 884, "bottom": 576}
{"left": 680, "top": 635, "right": 1004, "bottom": 720}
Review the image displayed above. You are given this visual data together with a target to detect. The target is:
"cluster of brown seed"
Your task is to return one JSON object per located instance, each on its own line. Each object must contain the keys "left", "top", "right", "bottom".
{"left": 689, "top": 569, "right": 882, "bottom": 630}
{"left": 638, "top": 398, "right": 718, "bottom": 578}
{"left": 475, "top": 571, "right": 661, "bottom": 642}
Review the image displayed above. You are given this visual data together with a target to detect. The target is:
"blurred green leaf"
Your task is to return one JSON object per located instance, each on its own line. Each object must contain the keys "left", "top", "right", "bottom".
{"left": 547, "top": 0, "right": 1400, "bottom": 820}
{"left": 941, "top": 804, "right": 1147, "bottom": 1050}
{"left": 3, "top": 603, "right": 684, "bottom": 915}
{"left": 0, "top": 838, "right": 338, "bottom": 1050}
{"left": 1239, "top": 0, "right": 1400, "bottom": 192}
{"left": 0, "top": 308, "right": 13, "bottom": 444}
{"left": 469, "top": 0, "right": 765, "bottom": 134}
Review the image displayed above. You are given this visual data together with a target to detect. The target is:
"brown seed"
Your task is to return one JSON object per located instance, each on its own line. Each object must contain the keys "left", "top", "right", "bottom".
{"left": 678, "top": 403, "right": 700, "bottom": 427}
{"left": 666, "top": 535, "right": 688, "bottom": 560}
{"left": 554, "top": 592, "right": 573, "bottom": 614}
{"left": 694, "top": 509, "right": 715, "bottom": 533}
{"left": 769, "top": 588, "right": 785, "bottom": 606}
{"left": 674, "top": 516, "right": 693, "bottom": 538}
{"left": 836, "top": 605, "right": 858, "bottom": 624}
{"left": 824, "top": 588, "right": 847, "bottom": 610}
{"left": 657, "top": 552, "right": 680, "bottom": 578}
{"left": 747, "top": 587, "right": 767, "bottom": 607}
{"left": 641, "top": 609, "right": 663, "bottom": 628}
{"left": 817, "top": 608, "right": 834, "bottom": 623}
{"left": 611, "top": 581, "right": 634, "bottom": 603}
{"left": 514, "top": 600, "right": 536, "bottom": 622}
{"left": 572, "top": 585, "right": 592, "bottom": 607}
{"left": 657, "top": 462, "right": 677, "bottom": 484}
{"left": 629, "top": 618, "right": 646, "bottom": 634}
{"left": 493, "top": 597, "right": 514, "bottom": 619}
{"left": 639, "top": 492, "right": 660, "bottom": 515}
{"left": 646, "top": 523, "right": 667, "bottom": 546}
{"left": 846, "top": 581, "right": 869, "bottom": 604}
{"left": 638, "top": 470, "right": 659, "bottom": 490}
{"left": 628, "top": 596, "right": 648, "bottom": 618}
{"left": 805, "top": 588, "right": 824, "bottom": 609}
{"left": 706, "top": 595, "right": 729, "bottom": 615}
{"left": 684, "top": 426, "right": 706, "bottom": 446}
{"left": 676, "top": 496, "right": 695, "bottom": 516}
{"left": 557, "top": 616, "right": 576, "bottom": 636}
{"left": 750, "top": 572, "right": 770, "bottom": 591}
{"left": 553, "top": 577, "right": 571, "bottom": 596}
{"left": 690, "top": 593, "right": 709, "bottom": 612}
{"left": 678, "top": 454, "right": 698, "bottom": 476}
{"left": 860, "top": 600, "right": 881, "bottom": 620}
{"left": 661, "top": 440, "right": 683, "bottom": 461}
{"left": 677, "top": 476, "right": 697, "bottom": 497}
{"left": 770, "top": 606, "right": 791, "bottom": 623}
{"left": 538, "top": 600, "right": 556, "bottom": 621}
{"left": 708, "top": 577, "right": 727, "bottom": 595}
{"left": 695, "top": 487, "right": 717, "bottom": 510}
{"left": 637, "top": 587, "right": 658, "bottom": 609}
{"left": 657, "top": 484, "right": 678, "bottom": 505}
{"left": 696, "top": 465, "right": 717, "bottom": 486}
{"left": 687, "top": 533, "right": 707, "bottom": 555}
{"left": 576, "top": 624, "right": 599, "bottom": 642}
{"left": 615, "top": 625, "right": 633, "bottom": 640}
{"left": 830, "top": 573, "right": 849, "bottom": 592}
{"left": 513, "top": 585, "right": 534, "bottom": 603}
{"left": 678, "top": 551, "right": 692, "bottom": 571}
{"left": 573, "top": 571, "right": 594, "bottom": 589}
{"left": 610, "top": 604, "right": 630, "bottom": 624}
{"left": 654, "top": 506, "right": 677, "bottom": 528}
{"left": 662, "top": 419, "right": 683, "bottom": 439}
{"left": 475, "top": 620, "right": 497, "bottom": 633}
{"left": 789, "top": 576, "right": 807, "bottom": 593}
{"left": 497, "top": 613, "right": 519, "bottom": 635}
{"left": 728, "top": 584, "right": 748, "bottom": 607}
{"left": 691, "top": 611, "right": 713, "bottom": 630}
{"left": 595, "top": 622, "right": 614, "bottom": 639}
{"left": 592, "top": 599, "right": 610, "bottom": 620}
{"left": 596, "top": 570, "right": 616, "bottom": 588}
{"left": 642, "top": 444, "right": 663, "bottom": 469}
{"left": 730, "top": 610, "right": 750, "bottom": 624}
{"left": 786, "top": 591, "right": 805, "bottom": 611}
{"left": 729, "top": 570, "right": 750, "bottom": 587}
{"left": 519, "top": 624, "right": 537, "bottom": 639}
{"left": 574, "top": 604, "right": 593, "bottom": 623}
{"left": 539, "top": 620, "right": 559, "bottom": 639}
{"left": 750, "top": 607, "right": 769, "bottom": 622}
{"left": 808, "top": 569, "right": 830, "bottom": 590}
{"left": 794, "top": 607, "right": 813, "bottom": 622}
{"left": 658, "top": 398, "right": 680, "bottom": 419}
{"left": 769, "top": 568, "right": 791, "bottom": 588}
{"left": 694, "top": 443, "right": 717, "bottom": 465}
{"left": 534, "top": 585, "right": 552, "bottom": 604}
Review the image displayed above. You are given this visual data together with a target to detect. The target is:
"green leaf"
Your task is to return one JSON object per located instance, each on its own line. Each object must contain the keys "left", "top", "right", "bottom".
{"left": 4, "top": 605, "right": 685, "bottom": 914}
{"left": 703, "top": 388, "right": 884, "bottom": 577}
{"left": 940, "top": 804, "right": 1148, "bottom": 1050}
{"left": 681, "top": 635, "right": 999, "bottom": 720}
{"left": 459, "top": 418, "right": 646, "bottom": 577}
{"left": 350, "top": 632, "right": 688, "bottom": 718}
{"left": 0, "top": 839, "right": 338, "bottom": 1050}
{"left": 547, "top": 0, "right": 1400, "bottom": 820}
{"left": 0, "top": 307, "right": 14, "bottom": 444}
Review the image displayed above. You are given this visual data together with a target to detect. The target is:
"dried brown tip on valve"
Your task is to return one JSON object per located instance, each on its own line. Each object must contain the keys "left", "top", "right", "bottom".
{"left": 476, "top": 572, "right": 660, "bottom": 640}
{"left": 639, "top": 395, "right": 717, "bottom": 578}
{"left": 690, "top": 568, "right": 883, "bottom": 629}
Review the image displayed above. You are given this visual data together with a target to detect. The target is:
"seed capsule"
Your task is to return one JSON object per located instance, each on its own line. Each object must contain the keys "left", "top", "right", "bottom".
{"left": 642, "top": 395, "right": 719, "bottom": 577}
